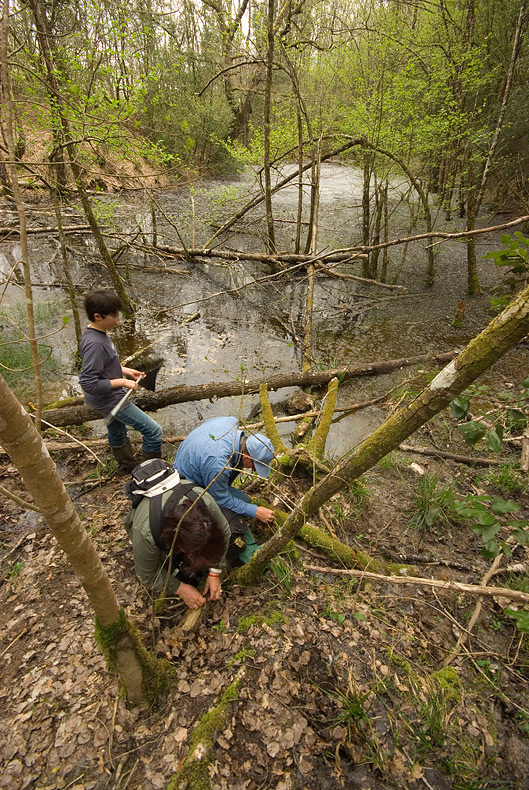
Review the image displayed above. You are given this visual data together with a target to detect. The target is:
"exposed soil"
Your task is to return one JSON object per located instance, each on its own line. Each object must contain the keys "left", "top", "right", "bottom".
{"left": 1, "top": 413, "right": 529, "bottom": 790}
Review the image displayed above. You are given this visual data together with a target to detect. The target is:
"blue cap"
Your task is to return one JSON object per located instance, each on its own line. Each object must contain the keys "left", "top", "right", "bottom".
{"left": 245, "top": 434, "right": 274, "bottom": 478}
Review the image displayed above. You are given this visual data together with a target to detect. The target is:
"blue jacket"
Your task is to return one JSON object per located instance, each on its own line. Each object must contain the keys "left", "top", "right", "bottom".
{"left": 173, "top": 417, "right": 257, "bottom": 518}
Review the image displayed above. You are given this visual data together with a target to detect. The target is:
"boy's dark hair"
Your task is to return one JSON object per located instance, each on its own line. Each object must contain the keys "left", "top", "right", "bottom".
{"left": 160, "top": 496, "right": 227, "bottom": 572}
{"left": 84, "top": 289, "right": 124, "bottom": 321}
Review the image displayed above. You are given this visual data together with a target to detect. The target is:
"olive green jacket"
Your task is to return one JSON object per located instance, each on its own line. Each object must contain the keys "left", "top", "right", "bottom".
{"left": 124, "top": 482, "right": 230, "bottom": 596}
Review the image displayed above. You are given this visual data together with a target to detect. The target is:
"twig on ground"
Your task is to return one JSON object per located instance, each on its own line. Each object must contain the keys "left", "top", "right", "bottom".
{"left": 304, "top": 563, "right": 529, "bottom": 604}
{"left": 399, "top": 444, "right": 504, "bottom": 466}
{"left": 0, "top": 482, "right": 41, "bottom": 512}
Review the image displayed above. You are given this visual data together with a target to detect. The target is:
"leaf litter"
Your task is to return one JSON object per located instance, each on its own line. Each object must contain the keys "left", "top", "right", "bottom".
{"left": 1, "top": 447, "right": 529, "bottom": 789}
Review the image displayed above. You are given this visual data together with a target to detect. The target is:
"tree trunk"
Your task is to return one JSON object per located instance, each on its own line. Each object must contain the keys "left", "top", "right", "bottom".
{"left": 26, "top": 0, "right": 133, "bottom": 315}
{"left": 466, "top": 161, "right": 482, "bottom": 295}
{"left": 362, "top": 149, "right": 371, "bottom": 278}
{"left": 41, "top": 351, "right": 458, "bottom": 427}
{"left": 263, "top": 0, "right": 276, "bottom": 253}
{"left": 0, "top": 374, "right": 170, "bottom": 705}
{"left": 474, "top": 0, "right": 526, "bottom": 216}
{"left": 0, "top": 0, "right": 44, "bottom": 429}
{"left": 232, "top": 281, "right": 529, "bottom": 584}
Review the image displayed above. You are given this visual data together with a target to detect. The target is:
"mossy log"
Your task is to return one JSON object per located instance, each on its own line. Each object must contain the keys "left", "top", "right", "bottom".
{"left": 167, "top": 673, "right": 243, "bottom": 790}
{"left": 42, "top": 351, "right": 457, "bottom": 427}
{"left": 230, "top": 501, "right": 383, "bottom": 587}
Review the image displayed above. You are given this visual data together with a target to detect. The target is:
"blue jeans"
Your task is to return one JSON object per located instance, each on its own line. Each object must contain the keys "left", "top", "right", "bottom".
{"left": 106, "top": 401, "right": 162, "bottom": 453}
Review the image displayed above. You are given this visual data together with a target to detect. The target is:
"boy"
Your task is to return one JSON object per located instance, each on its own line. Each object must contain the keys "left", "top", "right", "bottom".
{"left": 80, "top": 289, "right": 162, "bottom": 472}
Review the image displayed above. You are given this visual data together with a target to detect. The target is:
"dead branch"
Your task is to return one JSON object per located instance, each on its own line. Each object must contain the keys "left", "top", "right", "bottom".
{"left": 399, "top": 444, "right": 504, "bottom": 466}
{"left": 304, "top": 563, "right": 529, "bottom": 604}
{"left": 42, "top": 350, "right": 458, "bottom": 427}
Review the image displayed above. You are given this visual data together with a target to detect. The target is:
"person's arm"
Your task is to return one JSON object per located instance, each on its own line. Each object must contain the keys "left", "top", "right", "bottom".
{"left": 175, "top": 582, "right": 206, "bottom": 609}
{"left": 206, "top": 467, "right": 258, "bottom": 518}
{"left": 79, "top": 339, "right": 113, "bottom": 398}
{"left": 203, "top": 570, "right": 222, "bottom": 601}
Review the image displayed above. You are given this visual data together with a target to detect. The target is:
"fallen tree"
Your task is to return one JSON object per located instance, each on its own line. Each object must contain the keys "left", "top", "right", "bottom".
{"left": 41, "top": 350, "right": 457, "bottom": 427}
{"left": 232, "top": 280, "right": 529, "bottom": 585}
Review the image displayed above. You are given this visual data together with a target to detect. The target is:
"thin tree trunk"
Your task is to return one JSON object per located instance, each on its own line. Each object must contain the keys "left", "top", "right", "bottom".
{"left": 466, "top": 160, "right": 482, "bottom": 295}
{"left": 367, "top": 143, "right": 435, "bottom": 286}
{"left": 232, "top": 281, "right": 529, "bottom": 583}
{"left": 263, "top": 0, "right": 276, "bottom": 254}
{"left": 27, "top": 0, "right": 133, "bottom": 315}
{"left": 51, "top": 191, "right": 82, "bottom": 349}
{"left": 0, "top": 0, "right": 43, "bottom": 429}
{"left": 0, "top": 373, "right": 162, "bottom": 705}
{"left": 362, "top": 150, "right": 371, "bottom": 278}
{"left": 301, "top": 138, "right": 321, "bottom": 374}
{"left": 475, "top": 0, "right": 526, "bottom": 215}
{"left": 381, "top": 181, "right": 389, "bottom": 282}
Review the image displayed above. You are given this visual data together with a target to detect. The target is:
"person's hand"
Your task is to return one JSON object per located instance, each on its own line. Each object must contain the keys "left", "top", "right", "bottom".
{"left": 204, "top": 574, "right": 222, "bottom": 601}
{"left": 255, "top": 506, "right": 275, "bottom": 523}
{"left": 177, "top": 582, "right": 206, "bottom": 610}
{"left": 122, "top": 367, "right": 144, "bottom": 382}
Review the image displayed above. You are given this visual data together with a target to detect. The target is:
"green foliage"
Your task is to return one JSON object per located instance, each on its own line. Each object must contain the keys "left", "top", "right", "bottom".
{"left": 324, "top": 605, "right": 345, "bottom": 625}
{"left": 0, "top": 300, "right": 68, "bottom": 396}
{"left": 211, "top": 619, "right": 227, "bottom": 633}
{"left": 452, "top": 494, "right": 529, "bottom": 559}
{"left": 480, "top": 465, "right": 526, "bottom": 496}
{"left": 504, "top": 607, "right": 529, "bottom": 633}
{"left": 485, "top": 232, "right": 529, "bottom": 274}
{"left": 227, "top": 648, "right": 256, "bottom": 667}
{"left": 408, "top": 471, "right": 529, "bottom": 559}
{"left": 451, "top": 377, "right": 529, "bottom": 454}
{"left": 270, "top": 555, "right": 294, "bottom": 596}
{"left": 7, "top": 561, "right": 23, "bottom": 579}
{"left": 236, "top": 609, "right": 286, "bottom": 634}
{"left": 408, "top": 474, "right": 457, "bottom": 536}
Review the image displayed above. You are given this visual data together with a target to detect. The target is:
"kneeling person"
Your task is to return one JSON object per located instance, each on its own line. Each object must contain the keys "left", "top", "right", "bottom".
{"left": 125, "top": 482, "right": 230, "bottom": 609}
{"left": 173, "top": 416, "right": 275, "bottom": 562}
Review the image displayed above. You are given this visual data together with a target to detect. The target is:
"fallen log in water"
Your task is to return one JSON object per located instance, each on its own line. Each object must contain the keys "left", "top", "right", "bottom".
{"left": 41, "top": 350, "right": 457, "bottom": 427}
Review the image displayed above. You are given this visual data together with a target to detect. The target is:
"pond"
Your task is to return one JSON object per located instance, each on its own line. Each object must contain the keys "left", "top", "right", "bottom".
{"left": 0, "top": 163, "right": 517, "bottom": 456}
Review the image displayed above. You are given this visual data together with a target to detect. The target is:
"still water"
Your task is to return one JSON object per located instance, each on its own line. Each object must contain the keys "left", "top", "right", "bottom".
{"left": 0, "top": 163, "right": 515, "bottom": 456}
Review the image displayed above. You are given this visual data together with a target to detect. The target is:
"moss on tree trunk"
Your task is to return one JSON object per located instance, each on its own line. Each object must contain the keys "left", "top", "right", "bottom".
{"left": 234, "top": 281, "right": 529, "bottom": 585}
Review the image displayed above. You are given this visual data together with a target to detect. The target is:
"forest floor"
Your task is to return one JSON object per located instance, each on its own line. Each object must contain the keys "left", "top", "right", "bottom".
{"left": 1, "top": 391, "right": 529, "bottom": 790}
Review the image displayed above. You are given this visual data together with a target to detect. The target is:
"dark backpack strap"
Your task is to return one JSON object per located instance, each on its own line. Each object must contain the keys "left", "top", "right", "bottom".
{"left": 149, "top": 482, "right": 199, "bottom": 549}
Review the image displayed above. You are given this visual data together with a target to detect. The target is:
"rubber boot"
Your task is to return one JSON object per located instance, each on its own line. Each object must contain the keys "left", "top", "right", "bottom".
{"left": 112, "top": 438, "right": 136, "bottom": 473}
{"left": 142, "top": 448, "right": 162, "bottom": 462}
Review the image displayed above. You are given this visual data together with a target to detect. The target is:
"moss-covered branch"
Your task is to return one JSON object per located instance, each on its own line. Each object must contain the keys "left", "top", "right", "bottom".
{"left": 259, "top": 383, "right": 288, "bottom": 454}
{"left": 306, "top": 377, "right": 339, "bottom": 459}
{"left": 230, "top": 501, "right": 383, "bottom": 587}
{"left": 167, "top": 673, "right": 243, "bottom": 790}
{"left": 233, "top": 280, "right": 529, "bottom": 586}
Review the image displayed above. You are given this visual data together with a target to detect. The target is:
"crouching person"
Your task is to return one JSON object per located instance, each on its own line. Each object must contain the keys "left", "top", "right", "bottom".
{"left": 124, "top": 482, "right": 231, "bottom": 610}
{"left": 173, "top": 416, "right": 275, "bottom": 563}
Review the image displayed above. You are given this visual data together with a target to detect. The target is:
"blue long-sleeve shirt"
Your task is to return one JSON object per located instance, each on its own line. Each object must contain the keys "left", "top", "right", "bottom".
{"left": 173, "top": 417, "right": 257, "bottom": 518}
